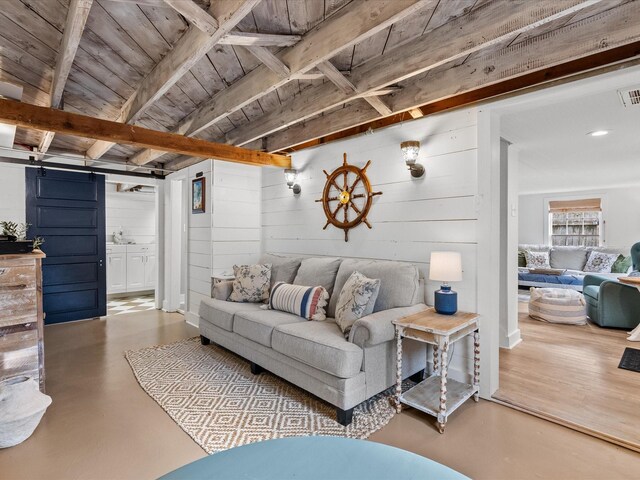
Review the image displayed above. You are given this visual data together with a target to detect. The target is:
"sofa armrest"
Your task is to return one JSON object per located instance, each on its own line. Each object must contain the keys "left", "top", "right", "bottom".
{"left": 349, "top": 304, "right": 428, "bottom": 348}
{"left": 583, "top": 274, "right": 612, "bottom": 289}
{"left": 211, "top": 280, "right": 233, "bottom": 300}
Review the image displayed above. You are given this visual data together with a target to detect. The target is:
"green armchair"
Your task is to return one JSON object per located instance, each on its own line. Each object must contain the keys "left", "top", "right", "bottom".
{"left": 583, "top": 242, "right": 640, "bottom": 329}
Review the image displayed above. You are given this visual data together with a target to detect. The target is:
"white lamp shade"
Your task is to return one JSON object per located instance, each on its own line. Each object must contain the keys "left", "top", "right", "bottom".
{"left": 429, "top": 251, "right": 462, "bottom": 282}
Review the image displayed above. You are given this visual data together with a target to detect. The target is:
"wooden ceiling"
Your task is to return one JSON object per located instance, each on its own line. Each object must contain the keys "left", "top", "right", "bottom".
{"left": 0, "top": 0, "right": 639, "bottom": 172}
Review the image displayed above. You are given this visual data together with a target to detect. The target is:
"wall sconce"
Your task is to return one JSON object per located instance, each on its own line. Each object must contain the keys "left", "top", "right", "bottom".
{"left": 400, "top": 141, "right": 425, "bottom": 178}
{"left": 284, "top": 168, "right": 301, "bottom": 195}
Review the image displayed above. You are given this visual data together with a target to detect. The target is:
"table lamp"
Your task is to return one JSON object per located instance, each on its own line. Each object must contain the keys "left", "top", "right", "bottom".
{"left": 429, "top": 251, "right": 462, "bottom": 315}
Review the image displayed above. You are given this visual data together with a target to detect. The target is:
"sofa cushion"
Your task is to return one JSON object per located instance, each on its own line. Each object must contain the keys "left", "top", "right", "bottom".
{"left": 328, "top": 259, "right": 420, "bottom": 317}
{"left": 234, "top": 309, "right": 305, "bottom": 347}
{"left": 272, "top": 321, "right": 363, "bottom": 378}
{"left": 549, "top": 247, "right": 588, "bottom": 271}
{"left": 260, "top": 253, "right": 303, "bottom": 288}
{"left": 524, "top": 250, "right": 550, "bottom": 268}
{"left": 229, "top": 264, "right": 272, "bottom": 303}
{"left": 293, "top": 257, "right": 342, "bottom": 296}
{"left": 335, "top": 271, "right": 381, "bottom": 336}
{"left": 611, "top": 255, "right": 632, "bottom": 274}
{"left": 269, "top": 282, "right": 329, "bottom": 320}
{"left": 199, "top": 298, "right": 264, "bottom": 331}
{"left": 584, "top": 251, "right": 619, "bottom": 273}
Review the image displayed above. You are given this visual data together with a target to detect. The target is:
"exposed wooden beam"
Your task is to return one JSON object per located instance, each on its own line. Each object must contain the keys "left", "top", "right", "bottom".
{"left": 129, "top": 0, "right": 435, "bottom": 166}
{"left": 162, "top": 1, "right": 301, "bottom": 46}
{"left": 223, "top": 0, "right": 605, "bottom": 147}
{"left": 220, "top": 32, "right": 301, "bottom": 47}
{"left": 0, "top": 99, "right": 290, "bottom": 168}
{"left": 407, "top": 108, "right": 424, "bottom": 119}
{"left": 38, "top": 0, "right": 93, "bottom": 156}
{"left": 163, "top": 0, "right": 218, "bottom": 35}
{"left": 266, "top": 6, "right": 640, "bottom": 153}
{"left": 245, "top": 46, "right": 291, "bottom": 78}
{"left": 85, "top": 0, "right": 261, "bottom": 160}
{"left": 316, "top": 60, "right": 392, "bottom": 116}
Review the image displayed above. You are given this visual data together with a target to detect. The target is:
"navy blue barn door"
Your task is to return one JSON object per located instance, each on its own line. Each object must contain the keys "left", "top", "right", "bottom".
{"left": 25, "top": 168, "right": 106, "bottom": 324}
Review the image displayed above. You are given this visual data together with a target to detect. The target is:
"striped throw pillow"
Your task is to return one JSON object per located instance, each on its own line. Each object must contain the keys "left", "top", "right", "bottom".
{"left": 268, "top": 282, "right": 329, "bottom": 320}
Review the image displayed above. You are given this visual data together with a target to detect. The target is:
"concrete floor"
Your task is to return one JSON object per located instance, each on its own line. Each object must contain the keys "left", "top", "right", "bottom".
{"left": 1, "top": 310, "right": 639, "bottom": 480}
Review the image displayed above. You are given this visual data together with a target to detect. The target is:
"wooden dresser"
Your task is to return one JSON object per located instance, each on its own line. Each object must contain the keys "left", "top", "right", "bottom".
{"left": 0, "top": 251, "right": 46, "bottom": 392}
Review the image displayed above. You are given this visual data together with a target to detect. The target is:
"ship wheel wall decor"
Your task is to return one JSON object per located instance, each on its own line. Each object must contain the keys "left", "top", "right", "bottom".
{"left": 315, "top": 153, "right": 382, "bottom": 242}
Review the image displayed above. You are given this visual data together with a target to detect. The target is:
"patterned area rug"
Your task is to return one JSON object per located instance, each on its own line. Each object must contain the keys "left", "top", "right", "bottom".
{"left": 125, "top": 338, "right": 397, "bottom": 454}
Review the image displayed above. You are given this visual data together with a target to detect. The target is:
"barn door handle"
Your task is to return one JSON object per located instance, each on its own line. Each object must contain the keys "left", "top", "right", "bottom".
{"left": 0, "top": 283, "right": 28, "bottom": 291}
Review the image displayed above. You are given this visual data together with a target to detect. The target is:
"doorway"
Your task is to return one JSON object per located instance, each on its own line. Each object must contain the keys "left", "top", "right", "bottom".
{"left": 487, "top": 64, "right": 640, "bottom": 452}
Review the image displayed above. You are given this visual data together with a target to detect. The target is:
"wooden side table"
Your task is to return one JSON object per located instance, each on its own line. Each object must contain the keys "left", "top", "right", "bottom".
{"left": 392, "top": 307, "right": 480, "bottom": 433}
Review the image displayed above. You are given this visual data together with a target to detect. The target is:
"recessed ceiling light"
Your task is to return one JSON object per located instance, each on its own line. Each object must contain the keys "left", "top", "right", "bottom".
{"left": 588, "top": 130, "right": 609, "bottom": 137}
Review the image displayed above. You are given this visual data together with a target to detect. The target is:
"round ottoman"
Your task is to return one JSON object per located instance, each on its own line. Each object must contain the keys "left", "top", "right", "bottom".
{"left": 528, "top": 288, "right": 587, "bottom": 325}
{"left": 159, "top": 436, "right": 468, "bottom": 480}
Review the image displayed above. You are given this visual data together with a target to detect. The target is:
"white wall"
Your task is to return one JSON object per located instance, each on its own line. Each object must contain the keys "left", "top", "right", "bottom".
{"left": 518, "top": 185, "right": 640, "bottom": 251}
{"left": 261, "top": 107, "right": 481, "bottom": 385}
{"left": 105, "top": 182, "right": 156, "bottom": 244}
{"left": 0, "top": 163, "right": 25, "bottom": 224}
{"left": 211, "top": 161, "right": 261, "bottom": 276}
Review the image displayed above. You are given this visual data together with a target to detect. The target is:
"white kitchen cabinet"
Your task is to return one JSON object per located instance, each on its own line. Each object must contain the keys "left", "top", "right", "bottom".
{"left": 106, "top": 244, "right": 156, "bottom": 294}
{"left": 144, "top": 252, "right": 156, "bottom": 290}
{"left": 126, "top": 252, "right": 146, "bottom": 291}
{"left": 106, "top": 245, "right": 127, "bottom": 294}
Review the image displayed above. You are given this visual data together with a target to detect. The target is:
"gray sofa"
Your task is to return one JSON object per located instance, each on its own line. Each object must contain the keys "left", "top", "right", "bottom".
{"left": 198, "top": 254, "right": 428, "bottom": 426}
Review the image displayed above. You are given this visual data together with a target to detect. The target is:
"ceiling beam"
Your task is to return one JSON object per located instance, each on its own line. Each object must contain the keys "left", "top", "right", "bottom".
{"left": 129, "top": 0, "right": 435, "bottom": 166}
{"left": 85, "top": 0, "right": 261, "bottom": 161}
{"left": 244, "top": 46, "right": 291, "bottom": 78}
{"left": 0, "top": 99, "right": 290, "bottom": 168}
{"left": 37, "top": 0, "right": 93, "bottom": 156}
{"left": 162, "top": 0, "right": 218, "bottom": 34}
{"left": 266, "top": 4, "right": 640, "bottom": 153}
{"left": 315, "top": 60, "right": 392, "bottom": 116}
{"left": 220, "top": 32, "right": 301, "bottom": 47}
{"left": 223, "top": 0, "right": 605, "bottom": 147}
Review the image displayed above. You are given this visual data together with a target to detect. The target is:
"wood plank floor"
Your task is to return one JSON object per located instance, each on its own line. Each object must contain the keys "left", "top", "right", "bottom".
{"left": 494, "top": 301, "right": 640, "bottom": 452}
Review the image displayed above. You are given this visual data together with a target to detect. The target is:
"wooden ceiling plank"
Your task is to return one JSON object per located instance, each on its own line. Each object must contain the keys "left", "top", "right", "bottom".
{"left": 85, "top": 0, "right": 261, "bottom": 160}
{"left": 0, "top": 98, "right": 290, "bottom": 167}
{"left": 265, "top": 4, "right": 640, "bottom": 152}
{"left": 224, "top": 0, "right": 605, "bottom": 146}
{"left": 130, "top": 0, "right": 434, "bottom": 166}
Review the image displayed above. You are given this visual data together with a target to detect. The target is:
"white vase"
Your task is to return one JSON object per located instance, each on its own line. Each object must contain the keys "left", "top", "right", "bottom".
{"left": 0, "top": 376, "right": 52, "bottom": 448}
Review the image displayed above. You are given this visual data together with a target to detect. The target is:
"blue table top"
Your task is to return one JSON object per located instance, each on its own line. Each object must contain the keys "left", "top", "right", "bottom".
{"left": 159, "top": 436, "right": 469, "bottom": 480}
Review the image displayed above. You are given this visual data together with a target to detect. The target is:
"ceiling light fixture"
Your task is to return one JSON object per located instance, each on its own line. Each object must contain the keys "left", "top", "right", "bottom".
{"left": 588, "top": 130, "right": 609, "bottom": 137}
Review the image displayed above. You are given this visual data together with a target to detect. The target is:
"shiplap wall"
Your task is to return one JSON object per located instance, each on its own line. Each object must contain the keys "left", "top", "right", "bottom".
{"left": 261, "top": 107, "right": 479, "bottom": 382}
{"left": 186, "top": 160, "right": 213, "bottom": 322}
{"left": 105, "top": 182, "right": 156, "bottom": 244}
{"left": 211, "top": 161, "right": 261, "bottom": 276}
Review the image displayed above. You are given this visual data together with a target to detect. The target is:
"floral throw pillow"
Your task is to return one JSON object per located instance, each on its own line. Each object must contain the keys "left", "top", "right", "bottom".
{"left": 525, "top": 251, "right": 550, "bottom": 269}
{"left": 583, "top": 252, "right": 619, "bottom": 273}
{"left": 335, "top": 271, "right": 381, "bottom": 337}
{"left": 228, "top": 264, "right": 272, "bottom": 303}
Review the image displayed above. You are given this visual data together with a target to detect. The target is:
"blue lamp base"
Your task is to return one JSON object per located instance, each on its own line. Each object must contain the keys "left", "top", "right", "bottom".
{"left": 434, "top": 285, "right": 457, "bottom": 315}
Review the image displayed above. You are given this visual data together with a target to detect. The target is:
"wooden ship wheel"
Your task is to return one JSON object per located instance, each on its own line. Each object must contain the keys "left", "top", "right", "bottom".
{"left": 316, "top": 153, "right": 382, "bottom": 242}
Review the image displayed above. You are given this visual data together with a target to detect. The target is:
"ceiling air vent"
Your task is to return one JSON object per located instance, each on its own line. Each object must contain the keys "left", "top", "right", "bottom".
{"left": 618, "top": 87, "right": 640, "bottom": 107}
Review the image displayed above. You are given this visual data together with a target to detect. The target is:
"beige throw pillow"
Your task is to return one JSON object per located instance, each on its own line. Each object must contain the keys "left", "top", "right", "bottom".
{"left": 228, "top": 264, "right": 272, "bottom": 303}
{"left": 335, "top": 271, "right": 381, "bottom": 337}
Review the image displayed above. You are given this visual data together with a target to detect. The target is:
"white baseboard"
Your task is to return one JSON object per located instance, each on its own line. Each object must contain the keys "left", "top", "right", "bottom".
{"left": 185, "top": 311, "right": 199, "bottom": 328}
{"left": 500, "top": 329, "right": 522, "bottom": 349}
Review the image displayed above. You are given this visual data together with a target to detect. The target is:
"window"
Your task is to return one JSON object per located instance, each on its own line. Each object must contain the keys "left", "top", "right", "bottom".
{"left": 548, "top": 198, "right": 602, "bottom": 247}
